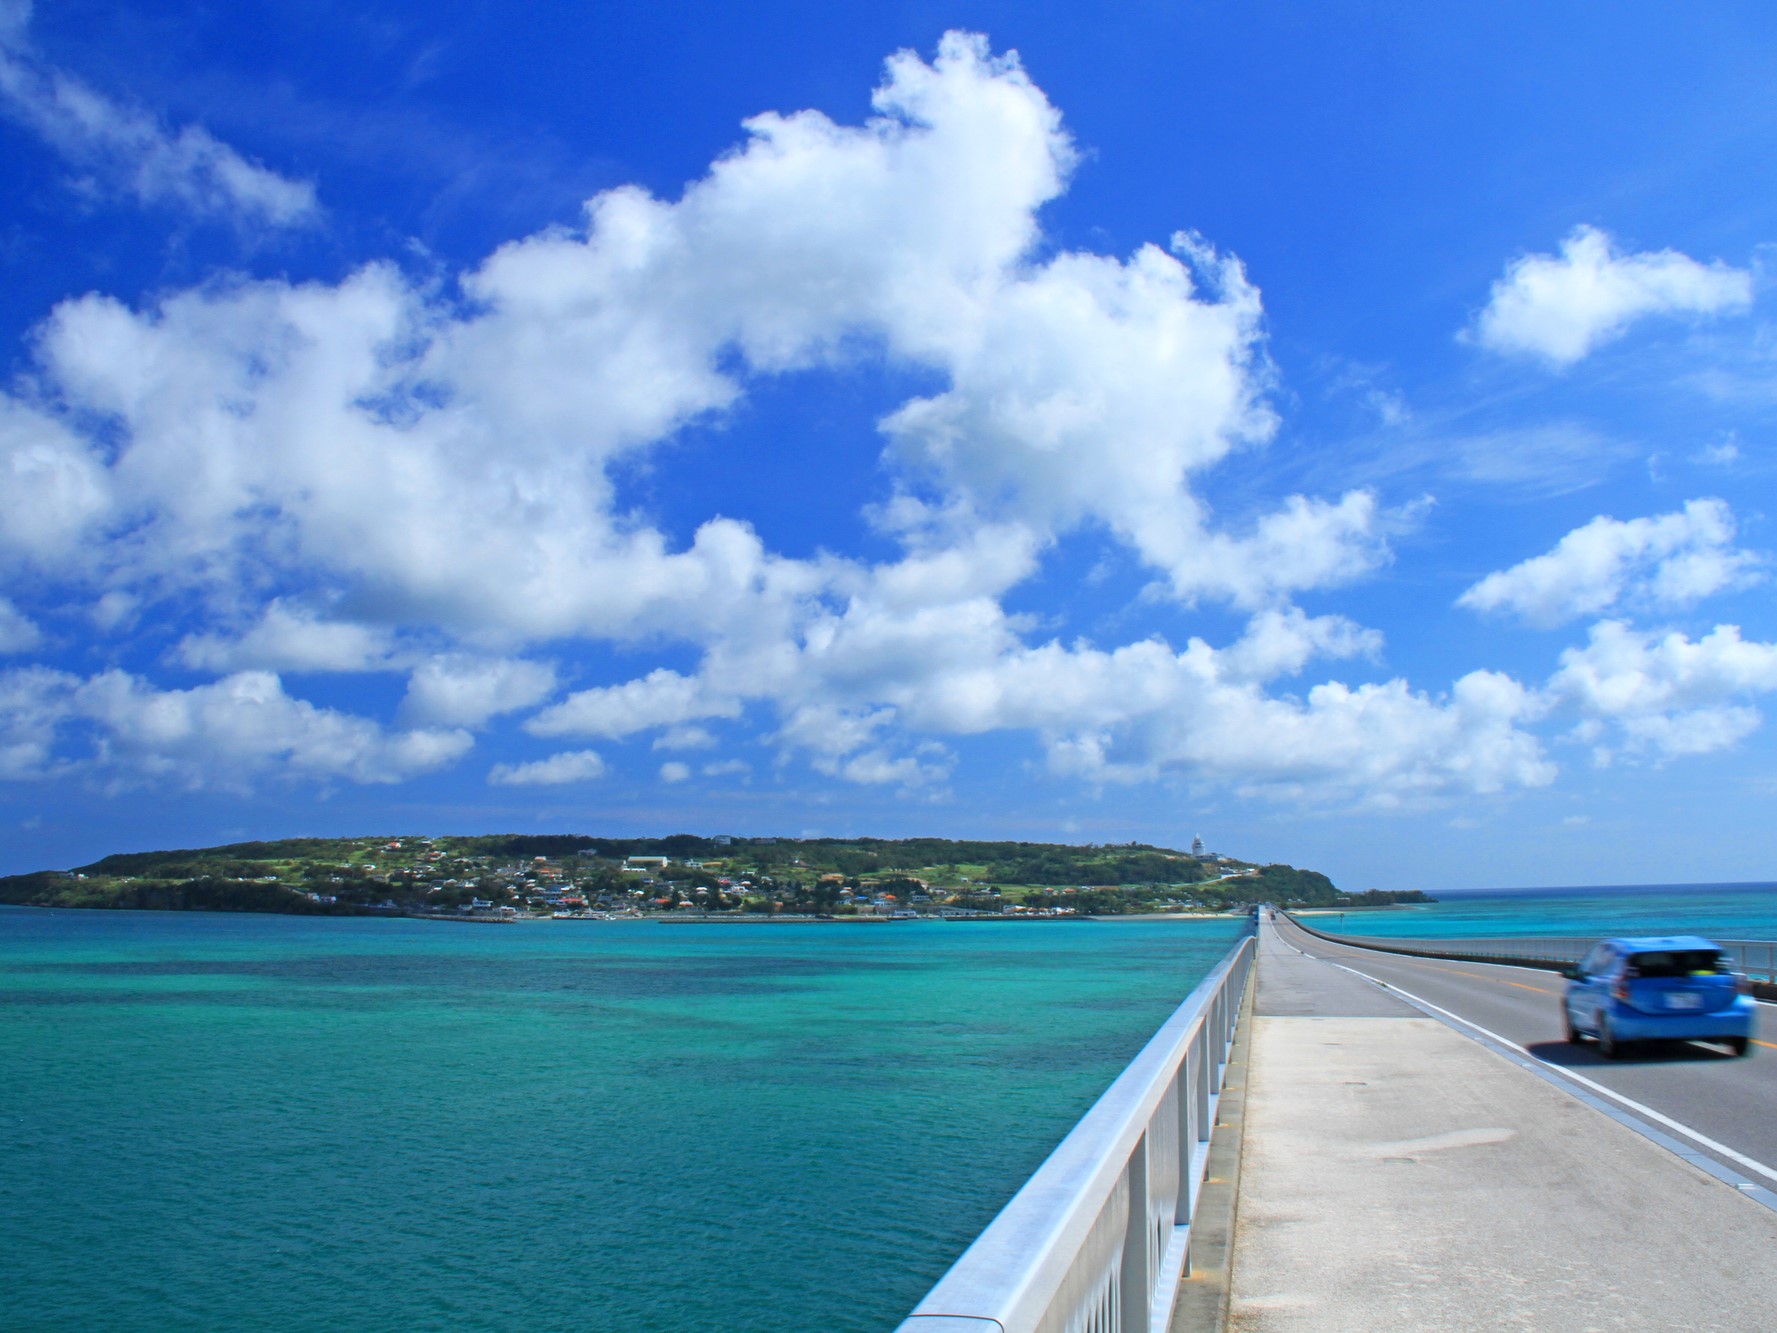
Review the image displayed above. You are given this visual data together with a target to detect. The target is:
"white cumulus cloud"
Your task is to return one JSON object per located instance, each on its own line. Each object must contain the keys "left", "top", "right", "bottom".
{"left": 0, "top": 31, "right": 1355, "bottom": 652}
{"left": 176, "top": 601, "right": 396, "bottom": 674}
{"left": 0, "top": 397, "right": 111, "bottom": 566}
{"left": 400, "top": 655, "right": 558, "bottom": 728}
{"left": 530, "top": 669, "right": 740, "bottom": 740}
{"left": 0, "top": 666, "right": 471, "bottom": 787}
{"left": 1147, "top": 490, "right": 1393, "bottom": 609}
{"left": 488, "top": 749, "right": 607, "bottom": 786}
{"left": 0, "top": 32, "right": 1570, "bottom": 810}
{"left": 1216, "top": 607, "right": 1383, "bottom": 683}
{"left": 1459, "top": 499, "right": 1760, "bottom": 627}
{"left": 602, "top": 588, "right": 1555, "bottom": 805}
{"left": 1545, "top": 620, "right": 1777, "bottom": 762}
{"left": 0, "top": 664, "right": 68, "bottom": 778}
{"left": 1470, "top": 226, "right": 1751, "bottom": 367}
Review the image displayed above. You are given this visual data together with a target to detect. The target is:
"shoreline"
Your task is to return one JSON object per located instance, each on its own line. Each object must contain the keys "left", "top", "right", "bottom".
{"left": 0, "top": 903, "right": 1288, "bottom": 924}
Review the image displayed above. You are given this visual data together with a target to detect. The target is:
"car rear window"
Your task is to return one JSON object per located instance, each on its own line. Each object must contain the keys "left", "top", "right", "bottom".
{"left": 1626, "top": 950, "right": 1724, "bottom": 978}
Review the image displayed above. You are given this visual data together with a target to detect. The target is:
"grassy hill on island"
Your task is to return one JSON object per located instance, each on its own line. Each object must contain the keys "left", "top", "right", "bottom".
{"left": 0, "top": 834, "right": 1431, "bottom": 918}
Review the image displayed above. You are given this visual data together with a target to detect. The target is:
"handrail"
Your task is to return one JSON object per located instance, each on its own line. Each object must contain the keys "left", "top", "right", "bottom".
{"left": 1280, "top": 913, "right": 1777, "bottom": 997}
{"left": 895, "top": 928, "right": 1255, "bottom": 1333}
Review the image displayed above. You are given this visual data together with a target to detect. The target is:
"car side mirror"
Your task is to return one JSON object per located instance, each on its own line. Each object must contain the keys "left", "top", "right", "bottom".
{"left": 1562, "top": 966, "right": 1582, "bottom": 981}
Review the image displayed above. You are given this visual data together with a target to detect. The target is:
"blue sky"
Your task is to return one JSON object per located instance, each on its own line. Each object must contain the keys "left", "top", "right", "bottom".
{"left": 4, "top": 1, "right": 1777, "bottom": 890}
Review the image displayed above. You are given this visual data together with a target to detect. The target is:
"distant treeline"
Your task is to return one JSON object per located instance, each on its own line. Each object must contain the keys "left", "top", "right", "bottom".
{"left": 462, "top": 834, "right": 1215, "bottom": 873}
{"left": 78, "top": 838, "right": 350, "bottom": 876}
{"left": 1340, "top": 888, "right": 1436, "bottom": 906}
{"left": 980, "top": 848, "right": 1206, "bottom": 886}
{"left": 0, "top": 872, "right": 378, "bottom": 914}
{"left": 1245, "top": 865, "right": 1338, "bottom": 906}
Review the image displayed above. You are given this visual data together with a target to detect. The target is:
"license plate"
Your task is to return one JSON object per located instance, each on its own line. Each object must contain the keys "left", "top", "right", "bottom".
{"left": 1666, "top": 993, "right": 1702, "bottom": 1010}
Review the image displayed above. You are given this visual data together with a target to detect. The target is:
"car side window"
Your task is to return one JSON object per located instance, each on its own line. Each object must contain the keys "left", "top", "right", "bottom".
{"left": 1580, "top": 944, "right": 1610, "bottom": 976}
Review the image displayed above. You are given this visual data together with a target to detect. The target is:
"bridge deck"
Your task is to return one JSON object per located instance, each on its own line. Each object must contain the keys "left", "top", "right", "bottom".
{"left": 1228, "top": 918, "right": 1777, "bottom": 1332}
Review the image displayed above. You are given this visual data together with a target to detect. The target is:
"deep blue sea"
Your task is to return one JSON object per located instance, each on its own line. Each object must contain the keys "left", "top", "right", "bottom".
{"left": 1308, "top": 881, "right": 1777, "bottom": 942}
{"left": 0, "top": 909, "right": 1247, "bottom": 1333}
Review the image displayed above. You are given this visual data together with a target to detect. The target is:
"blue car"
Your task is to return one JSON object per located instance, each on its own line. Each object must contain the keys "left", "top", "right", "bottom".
{"left": 1563, "top": 936, "right": 1757, "bottom": 1058}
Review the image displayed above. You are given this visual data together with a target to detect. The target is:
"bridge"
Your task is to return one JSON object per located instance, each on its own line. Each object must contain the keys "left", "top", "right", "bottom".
{"left": 896, "top": 910, "right": 1777, "bottom": 1332}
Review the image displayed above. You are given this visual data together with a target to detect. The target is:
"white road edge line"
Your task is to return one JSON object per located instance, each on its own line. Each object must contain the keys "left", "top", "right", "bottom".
{"left": 1316, "top": 952, "right": 1777, "bottom": 1188}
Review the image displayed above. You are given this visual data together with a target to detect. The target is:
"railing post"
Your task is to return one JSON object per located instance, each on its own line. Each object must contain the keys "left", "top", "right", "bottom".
{"left": 1119, "top": 1130, "right": 1151, "bottom": 1331}
{"left": 1176, "top": 1049, "right": 1195, "bottom": 1221}
{"left": 1195, "top": 1025, "right": 1212, "bottom": 1145}
{"left": 1215, "top": 990, "right": 1229, "bottom": 1076}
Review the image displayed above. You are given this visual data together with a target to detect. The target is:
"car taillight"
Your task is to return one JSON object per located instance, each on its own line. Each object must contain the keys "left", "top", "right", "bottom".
{"left": 1613, "top": 977, "right": 1630, "bottom": 1000}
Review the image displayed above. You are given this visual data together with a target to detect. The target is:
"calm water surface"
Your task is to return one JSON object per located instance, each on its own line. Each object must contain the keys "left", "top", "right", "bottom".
{"left": 0, "top": 908, "right": 1246, "bottom": 1332}
{"left": 1313, "top": 881, "right": 1777, "bottom": 941}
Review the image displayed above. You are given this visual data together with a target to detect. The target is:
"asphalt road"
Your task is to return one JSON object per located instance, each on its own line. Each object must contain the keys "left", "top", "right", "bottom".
{"left": 1270, "top": 911, "right": 1777, "bottom": 1193}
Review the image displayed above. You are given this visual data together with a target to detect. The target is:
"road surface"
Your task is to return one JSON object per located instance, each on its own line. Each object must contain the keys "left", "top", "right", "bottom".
{"left": 1272, "top": 910, "right": 1777, "bottom": 1196}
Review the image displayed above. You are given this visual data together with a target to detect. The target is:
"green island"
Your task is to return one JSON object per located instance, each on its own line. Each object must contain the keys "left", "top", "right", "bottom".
{"left": 0, "top": 834, "right": 1432, "bottom": 919}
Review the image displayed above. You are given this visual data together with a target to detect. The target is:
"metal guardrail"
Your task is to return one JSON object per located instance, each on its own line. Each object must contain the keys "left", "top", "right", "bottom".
{"left": 895, "top": 929, "right": 1255, "bottom": 1333}
{"left": 1281, "top": 915, "right": 1777, "bottom": 992}
{"left": 1721, "top": 940, "right": 1777, "bottom": 986}
{"left": 1278, "top": 923, "right": 1594, "bottom": 970}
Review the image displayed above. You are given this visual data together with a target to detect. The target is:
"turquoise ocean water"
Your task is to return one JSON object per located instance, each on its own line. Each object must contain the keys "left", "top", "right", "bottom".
{"left": 0, "top": 909, "right": 1246, "bottom": 1333}
{"left": 1310, "top": 882, "right": 1777, "bottom": 942}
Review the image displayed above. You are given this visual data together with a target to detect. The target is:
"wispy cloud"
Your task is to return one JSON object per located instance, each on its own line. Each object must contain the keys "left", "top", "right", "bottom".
{"left": 0, "top": 1, "right": 317, "bottom": 227}
{"left": 1329, "top": 417, "right": 1628, "bottom": 502}
{"left": 0, "top": 596, "right": 41, "bottom": 653}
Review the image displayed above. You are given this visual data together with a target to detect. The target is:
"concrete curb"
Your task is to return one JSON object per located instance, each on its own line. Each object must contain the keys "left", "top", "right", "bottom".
{"left": 1169, "top": 962, "right": 1256, "bottom": 1333}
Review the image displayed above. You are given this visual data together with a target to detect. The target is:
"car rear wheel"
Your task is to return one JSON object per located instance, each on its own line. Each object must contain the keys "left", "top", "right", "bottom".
{"left": 1726, "top": 1037, "right": 1750, "bottom": 1057}
{"left": 1596, "top": 1014, "right": 1621, "bottom": 1059}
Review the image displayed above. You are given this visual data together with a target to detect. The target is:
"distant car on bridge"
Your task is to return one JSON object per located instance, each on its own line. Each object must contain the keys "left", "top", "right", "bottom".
{"left": 1563, "top": 936, "right": 1757, "bottom": 1059}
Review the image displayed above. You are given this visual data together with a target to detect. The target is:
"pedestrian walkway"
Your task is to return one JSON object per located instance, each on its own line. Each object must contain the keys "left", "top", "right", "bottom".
{"left": 1227, "top": 920, "right": 1777, "bottom": 1332}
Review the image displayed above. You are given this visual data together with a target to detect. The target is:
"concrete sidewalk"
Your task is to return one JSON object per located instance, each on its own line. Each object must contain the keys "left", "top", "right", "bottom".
{"left": 1228, "top": 923, "right": 1777, "bottom": 1332}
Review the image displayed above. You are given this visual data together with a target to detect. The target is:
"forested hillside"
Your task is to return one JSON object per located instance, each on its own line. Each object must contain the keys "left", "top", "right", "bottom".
{"left": 0, "top": 834, "right": 1432, "bottom": 916}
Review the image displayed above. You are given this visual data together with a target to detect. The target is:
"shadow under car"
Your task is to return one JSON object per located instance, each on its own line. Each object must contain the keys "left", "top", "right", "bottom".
{"left": 1526, "top": 1037, "right": 1748, "bottom": 1067}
